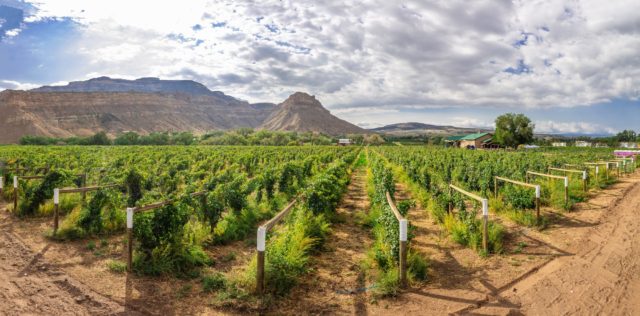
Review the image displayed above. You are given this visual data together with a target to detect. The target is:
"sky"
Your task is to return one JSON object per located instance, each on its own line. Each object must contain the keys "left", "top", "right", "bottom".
{"left": 0, "top": 0, "right": 639, "bottom": 135}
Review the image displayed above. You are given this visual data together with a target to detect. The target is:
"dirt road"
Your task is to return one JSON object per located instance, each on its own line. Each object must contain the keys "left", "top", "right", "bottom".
{"left": 0, "top": 205, "right": 127, "bottom": 315}
{"left": 473, "top": 174, "right": 640, "bottom": 315}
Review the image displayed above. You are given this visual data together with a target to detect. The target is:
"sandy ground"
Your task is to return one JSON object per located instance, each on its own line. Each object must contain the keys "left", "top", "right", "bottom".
{"left": 273, "top": 168, "right": 373, "bottom": 315}
{"left": 0, "top": 213, "right": 129, "bottom": 315}
{"left": 0, "top": 169, "right": 639, "bottom": 315}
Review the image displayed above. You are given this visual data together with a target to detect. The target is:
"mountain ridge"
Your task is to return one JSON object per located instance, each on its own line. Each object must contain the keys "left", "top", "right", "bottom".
{"left": 0, "top": 77, "right": 367, "bottom": 143}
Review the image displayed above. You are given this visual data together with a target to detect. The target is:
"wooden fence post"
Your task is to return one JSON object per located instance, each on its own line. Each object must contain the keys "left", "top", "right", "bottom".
{"left": 81, "top": 174, "right": 87, "bottom": 204}
{"left": 256, "top": 226, "right": 266, "bottom": 294}
{"left": 53, "top": 188, "right": 60, "bottom": 235}
{"left": 535, "top": 185, "right": 541, "bottom": 222}
{"left": 564, "top": 177, "right": 569, "bottom": 206}
{"left": 13, "top": 176, "right": 18, "bottom": 211}
{"left": 494, "top": 177, "right": 498, "bottom": 199}
{"left": 0, "top": 176, "right": 3, "bottom": 199}
{"left": 126, "top": 207, "right": 134, "bottom": 272}
{"left": 481, "top": 199, "right": 489, "bottom": 254}
{"left": 595, "top": 166, "right": 599, "bottom": 187}
{"left": 582, "top": 171, "right": 587, "bottom": 192}
{"left": 448, "top": 186, "right": 453, "bottom": 213}
{"left": 399, "top": 219, "right": 408, "bottom": 287}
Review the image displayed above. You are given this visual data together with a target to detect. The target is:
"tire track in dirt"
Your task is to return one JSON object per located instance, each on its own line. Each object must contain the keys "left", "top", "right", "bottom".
{"left": 273, "top": 168, "right": 373, "bottom": 315}
{"left": 0, "top": 204, "right": 130, "bottom": 315}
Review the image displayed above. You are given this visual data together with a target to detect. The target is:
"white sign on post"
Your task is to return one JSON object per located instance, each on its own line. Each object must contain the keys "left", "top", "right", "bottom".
{"left": 257, "top": 226, "right": 266, "bottom": 251}
{"left": 482, "top": 199, "right": 489, "bottom": 216}
{"left": 53, "top": 188, "right": 59, "bottom": 204}
{"left": 535, "top": 185, "right": 541, "bottom": 198}
{"left": 13, "top": 176, "right": 18, "bottom": 188}
{"left": 126, "top": 208, "right": 134, "bottom": 228}
{"left": 564, "top": 177, "right": 569, "bottom": 188}
{"left": 0, "top": 176, "right": 3, "bottom": 189}
{"left": 582, "top": 171, "right": 587, "bottom": 180}
{"left": 399, "top": 219, "right": 408, "bottom": 242}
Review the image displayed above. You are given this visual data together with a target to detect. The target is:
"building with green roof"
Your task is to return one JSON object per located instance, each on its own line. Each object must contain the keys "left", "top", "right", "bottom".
{"left": 444, "top": 132, "right": 495, "bottom": 149}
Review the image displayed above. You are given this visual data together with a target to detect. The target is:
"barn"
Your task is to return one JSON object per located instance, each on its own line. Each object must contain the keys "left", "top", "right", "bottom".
{"left": 445, "top": 132, "right": 495, "bottom": 149}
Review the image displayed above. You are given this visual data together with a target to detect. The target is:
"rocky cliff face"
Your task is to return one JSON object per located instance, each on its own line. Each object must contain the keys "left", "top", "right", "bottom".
{"left": 0, "top": 90, "right": 273, "bottom": 143}
{"left": 32, "top": 76, "right": 237, "bottom": 102}
{"left": 260, "top": 92, "right": 366, "bottom": 135}
{"left": 0, "top": 78, "right": 366, "bottom": 143}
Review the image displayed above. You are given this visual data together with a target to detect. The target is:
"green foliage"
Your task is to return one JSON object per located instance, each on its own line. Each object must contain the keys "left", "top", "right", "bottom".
{"left": 125, "top": 169, "right": 143, "bottom": 207}
{"left": 107, "top": 260, "right": 127, "bottom": 273}
{"left": 77, "top": 189, "right": 117, "bottom": 234}
{"left": 503, "top": 185, "right": 535, "bottom": 210}
{"left": 202, "top": 273, "right": 227, "bottom": 293}
{"left": 494, "top": 113, "right": 535, "bottom": 148}
{"left": 18, "top": 170, "right": 72, "bottom": 216}
{"left": 133, "top": 200, "right": 211, "bottom": 275}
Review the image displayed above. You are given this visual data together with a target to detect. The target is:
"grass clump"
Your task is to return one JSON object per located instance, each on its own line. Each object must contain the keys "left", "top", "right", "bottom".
{"left": 202, "top": 272, "right": 227, "bottom": 293}
{"left": 107, "top": 260, "right": 127, "bottom": 273}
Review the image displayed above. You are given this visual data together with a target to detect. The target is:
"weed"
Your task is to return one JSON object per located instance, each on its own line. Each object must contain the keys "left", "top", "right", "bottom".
{"left": 202, "top": 273, "right": 226, "bottom": 293}
{"left": 107, "top": 260, "right": 127, "bottom": 273}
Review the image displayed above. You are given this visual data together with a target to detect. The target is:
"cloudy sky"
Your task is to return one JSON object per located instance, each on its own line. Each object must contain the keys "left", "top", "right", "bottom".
{"left": 1, "top": 0, "right": 639, "bottom": 134}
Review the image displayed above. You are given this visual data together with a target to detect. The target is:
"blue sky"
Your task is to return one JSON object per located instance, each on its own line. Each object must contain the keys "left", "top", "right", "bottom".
{"left": 1, "top": 0, "right": 639, "bottom": 135}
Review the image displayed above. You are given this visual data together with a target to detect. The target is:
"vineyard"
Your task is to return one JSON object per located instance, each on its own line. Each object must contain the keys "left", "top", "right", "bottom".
{"left": 0, "top": 145, "right": 637, "bottom": 314}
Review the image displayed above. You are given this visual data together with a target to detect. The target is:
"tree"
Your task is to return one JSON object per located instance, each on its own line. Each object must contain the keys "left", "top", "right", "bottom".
{"left": 616, "top": 130, "right": 637, "bottom": 142}
{"left": 364, "top": 134, "right": 386, "bottom": 145}
{"left": 494, "top": 113, "right": 534, "bottom": 148}
{"left": 86, "top": 132, "right": 112, "bottom": 145}
{"left": 114, "top": 132, "right": 140, "bottom": 145}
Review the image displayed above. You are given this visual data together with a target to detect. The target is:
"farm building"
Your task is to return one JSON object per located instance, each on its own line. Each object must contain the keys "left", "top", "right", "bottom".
{"left": 575, "top": 141, "right": 592, "bottom": 147}
{"left": 337, "top": 138, "right": 352, "bottom": 146}
{"left": 445, "top": 132, "right": 495, "bottom": 149}
{"left": 552, "top": 142, "right": 567, "bottom": 147}
{"left": 619, "top": 142, "right": 638, "bottom": 149}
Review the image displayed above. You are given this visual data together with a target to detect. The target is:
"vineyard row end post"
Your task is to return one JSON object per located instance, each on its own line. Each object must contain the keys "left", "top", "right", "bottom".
{"left": 399, "top": 218, "right": 408, "bottom": 286}
{"left": 481, "top": 199, "right": 489, "bottom": 254}
{"left": 535, "top": 185, "right": 541, "bottom": 221}
{"left": 126, "top": 207, "right": 134, "bottom": 272}
{"left": 53, "top": 189, "right": 59, "bottom": 235}
{"left": 564, "top": 177, "right": 569, "bottom": 206}
{"left": 13, "top": 176, "right": 18, "bottom": 211}
{"left": 256, "top": 226, "right": 266, "bottom": 295}
{"left": 81, "top": 174, "right": 87, "bottom": 204}
{"left": 0, "top": 176, "right": 3, "bottom": 199}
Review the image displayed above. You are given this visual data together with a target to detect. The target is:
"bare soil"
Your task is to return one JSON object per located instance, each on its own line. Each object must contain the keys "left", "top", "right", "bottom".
{"left": 271, "top": 167, "right": 373, "bottom": 315}
{"left": 1, "top": 170, "right": 639, "bottom": 315}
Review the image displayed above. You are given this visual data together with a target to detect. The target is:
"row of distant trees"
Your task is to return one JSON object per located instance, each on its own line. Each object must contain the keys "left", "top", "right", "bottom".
{"left": 18, "top": 129, "right": 381, "bottom": 146}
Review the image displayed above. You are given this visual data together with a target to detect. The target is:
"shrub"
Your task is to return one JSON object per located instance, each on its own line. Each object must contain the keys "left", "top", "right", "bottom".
{"left": 18, "top": 170, "right": 72, "bottom": 217}
{"left": 202, "top": 273, "right": 226, "bottom": 293}
{"left": 107, "top": 260, "right": 127, "bottom": 273}
{"left": 132, "top": 200, "right": 211, "bottom": 275}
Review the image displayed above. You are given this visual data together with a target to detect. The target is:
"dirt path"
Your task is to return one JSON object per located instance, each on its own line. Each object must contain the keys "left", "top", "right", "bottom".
{"left": 0, "top": 204, "right": 129, "bottom": 315}
{"left": 274, "top": 167, "right": 373, "bottom": 315}
{"left": 367, "top": 171, "right": 640, "bottom": 315}
{"left": 473, "top": 173, "right": 640, "bottom": 315}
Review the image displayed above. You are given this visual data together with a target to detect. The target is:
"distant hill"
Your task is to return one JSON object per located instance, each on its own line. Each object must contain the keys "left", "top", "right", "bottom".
{"left": 260, "top": 92, "right": 367, "bottom": 135}
{"left": 0, "top": 77, "right": 368, "bottom": 143}
{"left": 370, "top": 122, "right": 491, "bottom": 136}
{"left": 32, "top": 76, "right": 238, "bottom": 102}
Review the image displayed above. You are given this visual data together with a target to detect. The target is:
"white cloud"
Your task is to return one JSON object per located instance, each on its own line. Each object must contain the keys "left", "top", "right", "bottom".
{"left": 535, "top": 120, "right": 617, "bottom": 134}
{"left": 6, "top": 0, "right": 640, "bottom": 114}
{"left": 0, "top": 79, "right": 39, "bottom": 90}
